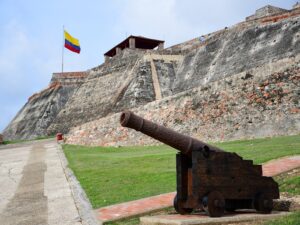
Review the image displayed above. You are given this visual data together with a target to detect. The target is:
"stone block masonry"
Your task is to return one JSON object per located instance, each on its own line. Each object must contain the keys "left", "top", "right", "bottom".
{"left": 172, "top": 13, "right": 300, "bottom": 94}
{"left": 47, "top": 50, "right": 183, "bottom": 135}
{"left": 66, "top": 56, "right": 300, "bottom": 146}
{"left": 3, "top": 72, "right": 87, "bottom": 140}
{"left": 246, "top": 5, "right": 288, "bottom": 21}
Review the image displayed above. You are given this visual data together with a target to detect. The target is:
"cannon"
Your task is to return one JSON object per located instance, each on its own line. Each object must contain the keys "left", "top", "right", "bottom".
{"left": 120, "top": 111, "right": 279, "bottom": 217}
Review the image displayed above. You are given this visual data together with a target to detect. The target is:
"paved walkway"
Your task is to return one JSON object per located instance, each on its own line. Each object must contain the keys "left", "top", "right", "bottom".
{"left": 263, "top": 155, "right": 300, "bottom": 176}
{"left": 0, "top": 139, "right": 97, "bottom": 225}
{"left": 95, "top": 155, "right": 300, "bottom": 222}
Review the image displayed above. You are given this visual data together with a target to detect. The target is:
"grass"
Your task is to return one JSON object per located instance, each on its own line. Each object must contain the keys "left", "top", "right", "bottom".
{"left": 279, "top": 176, "right": 300, "bottom": 195}
{"left": 3, "top": 140, "right": 24, "bottom": 144}
{"left": 275, "top": 168, "right": 300, "bottom": 195}
{"left": 63, "top": 145, "right": 176, "bottom": 208}
{"left": 214, "top": 135, "right": 300, "bottom": 164}
{"left": 2, "top": 135, "right": 55, "bottom": 145}
{"left": 263, "top": 211, "right": 300, "bottom": 225}
{"left": 63, "top": 135, "right": 300, "bottom": 209}
{"left": 106, "top": 217, "right": 140, "bottom": 225}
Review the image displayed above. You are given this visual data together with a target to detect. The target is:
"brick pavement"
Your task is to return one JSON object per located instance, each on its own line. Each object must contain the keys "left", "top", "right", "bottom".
{"left": 94, "top": 155, "right": 300, "bottom": 222}
{"left": 262, "top": 155, "right": 300, "bottom": 176}
{"left": 95, "top": 192, "right": 176, "bottom": 222}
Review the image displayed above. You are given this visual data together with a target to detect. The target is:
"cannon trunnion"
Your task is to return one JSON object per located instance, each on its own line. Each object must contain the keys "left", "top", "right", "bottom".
{"left": 120, "top": 111, "right": 279, "bottom": 217}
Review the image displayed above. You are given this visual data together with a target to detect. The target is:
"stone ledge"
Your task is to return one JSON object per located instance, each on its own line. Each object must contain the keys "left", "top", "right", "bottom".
{"left": 140, "top": 211, "right": 290, "bottom": 225}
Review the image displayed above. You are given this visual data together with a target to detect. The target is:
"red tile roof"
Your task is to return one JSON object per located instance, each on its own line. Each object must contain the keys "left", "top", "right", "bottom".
{"left": 104, "top": 35, "right": 164, "bottom": 57}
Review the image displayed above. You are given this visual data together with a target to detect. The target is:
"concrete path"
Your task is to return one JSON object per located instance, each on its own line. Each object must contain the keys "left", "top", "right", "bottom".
{"left": 0, "top": 139, "right": 98, "bottom": 225}
{"left": 95, "top": 155, "right": 300, "bottom": 222}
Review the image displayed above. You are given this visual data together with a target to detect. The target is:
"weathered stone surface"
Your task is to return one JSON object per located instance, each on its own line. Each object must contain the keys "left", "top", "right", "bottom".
{"left": 3, "top": 72, "right": 87, "bottom": 140}
{"left": 246, "top": 5, "right": 288, "bottom": 21}
{"left": 46, "top": 50, "right": 182, "bottom": 135}
{"left": 172, "top": 13, "right": 300, "bottom": 93}
{"left": 66, "top": 57, "right": 300, "bottom": 146}
{"left": 154, "top": 59, "right": 177, "bottom": 97}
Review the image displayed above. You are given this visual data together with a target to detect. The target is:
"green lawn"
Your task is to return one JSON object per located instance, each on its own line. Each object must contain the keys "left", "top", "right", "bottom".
{"left": 63, "top": 145, "right": 176, "bottom": 208}
{"left": 279, "top": 176, "right": 300, "bottom": 195}
{"left": 275, "top": 169, "right": 300, "bottom": 195}
{"left": 2, "top": 135, "right": 55, "bottom": 145}
{"left": 214, "top": 135, "right": 300, "bottom": 164}
{"left": 63, "top": 135, "right": 300, "bottom": 209}
{"left": 263, "top": 211, "right": 300, "bottom": 225}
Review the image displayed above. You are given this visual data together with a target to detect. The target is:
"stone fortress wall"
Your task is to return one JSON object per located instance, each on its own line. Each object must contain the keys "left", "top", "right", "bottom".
{"left": 65, "top": 4, "right": 300, "bottom": 146}
{"left": 3, "top": 4, "right": 300, "bottom": 143}
{"left": 3, "top": 72, "right": 87, "bottom": 140}
{"left": 66, "top": 55, "right": 300, "bottom": 146}
{"left": 47, "top": 50, "right": 183, "bottom": 134}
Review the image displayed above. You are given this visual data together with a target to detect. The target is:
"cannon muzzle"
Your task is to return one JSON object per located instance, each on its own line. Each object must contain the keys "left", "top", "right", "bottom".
{"left": 120, "top": 111, "right": 223, "bottom": 155}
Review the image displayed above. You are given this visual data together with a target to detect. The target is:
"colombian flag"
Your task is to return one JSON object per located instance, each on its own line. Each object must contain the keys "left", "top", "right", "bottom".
{"left": 64, "top": 30, "right": 80, "bottom": 54}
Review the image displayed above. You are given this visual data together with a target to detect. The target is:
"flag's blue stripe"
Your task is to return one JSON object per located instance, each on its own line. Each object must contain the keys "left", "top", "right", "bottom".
{"left": 65, "top": 39, "right": 81, "bottom": 51}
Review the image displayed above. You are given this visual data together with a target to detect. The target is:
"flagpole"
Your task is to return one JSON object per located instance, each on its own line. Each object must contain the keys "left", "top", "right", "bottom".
{"left": 62, "top": 25, "right": 65, "bottom": 74}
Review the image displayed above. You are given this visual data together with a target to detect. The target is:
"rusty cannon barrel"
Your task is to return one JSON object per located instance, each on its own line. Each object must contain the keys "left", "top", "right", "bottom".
{"left": 120, "top": 111, "right": 223, "bottom": 156}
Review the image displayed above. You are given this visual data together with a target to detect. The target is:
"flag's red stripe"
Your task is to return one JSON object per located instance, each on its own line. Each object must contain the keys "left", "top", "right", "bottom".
{"left": 64, "top": 41, "right": 80, "bottom": 53}
{"left": 65, "top": 44, "right": 80, "bottom": 53}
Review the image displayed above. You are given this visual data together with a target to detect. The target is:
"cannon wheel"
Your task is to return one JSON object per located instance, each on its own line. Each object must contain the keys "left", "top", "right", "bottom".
{"left": 203, "top": 191, "right": 225, "bottom": 217}
{"left": 253, "top": 193, "right": 273, "bottom": 213}
{"left": 173, "top": 194, "right": 193, "bottom": 214}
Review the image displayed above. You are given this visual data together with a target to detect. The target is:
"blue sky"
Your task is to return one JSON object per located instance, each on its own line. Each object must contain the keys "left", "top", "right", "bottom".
{"left": 0, "top": 0, "right": 296, "bottom": 132}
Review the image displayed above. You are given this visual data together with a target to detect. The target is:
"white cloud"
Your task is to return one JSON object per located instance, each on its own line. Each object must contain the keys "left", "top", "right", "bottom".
{"left": 113, "top": 0, "right": 294, "bottom": 48}
{"left": 114, "top": 0, "right": 200, "bottom": 47}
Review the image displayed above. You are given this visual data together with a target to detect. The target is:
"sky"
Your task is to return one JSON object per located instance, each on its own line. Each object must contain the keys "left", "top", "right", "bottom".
{"left": 0, "top": 0, "right": 296, "bottom": 132}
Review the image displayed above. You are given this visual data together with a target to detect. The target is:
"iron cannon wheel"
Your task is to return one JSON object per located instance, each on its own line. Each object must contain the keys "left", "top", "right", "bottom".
{"left": 203, "top": 191, "right": 225, "bottom": 217}
{"left": 253, "top": 193, "right": 273, "bottom": 213}
{"left": 173, "top": 194, "right": 193, "bottom": 215}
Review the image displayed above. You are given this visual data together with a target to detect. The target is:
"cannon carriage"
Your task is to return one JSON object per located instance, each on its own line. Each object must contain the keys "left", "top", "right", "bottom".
{"left": 120, "top": 111, "right": 279, "bottom": 217}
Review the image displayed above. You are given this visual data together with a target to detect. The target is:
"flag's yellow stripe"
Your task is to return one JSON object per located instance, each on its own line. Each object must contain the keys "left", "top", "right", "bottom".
{"left": 64, "top": 31, "right": 80, "bottom": 47}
